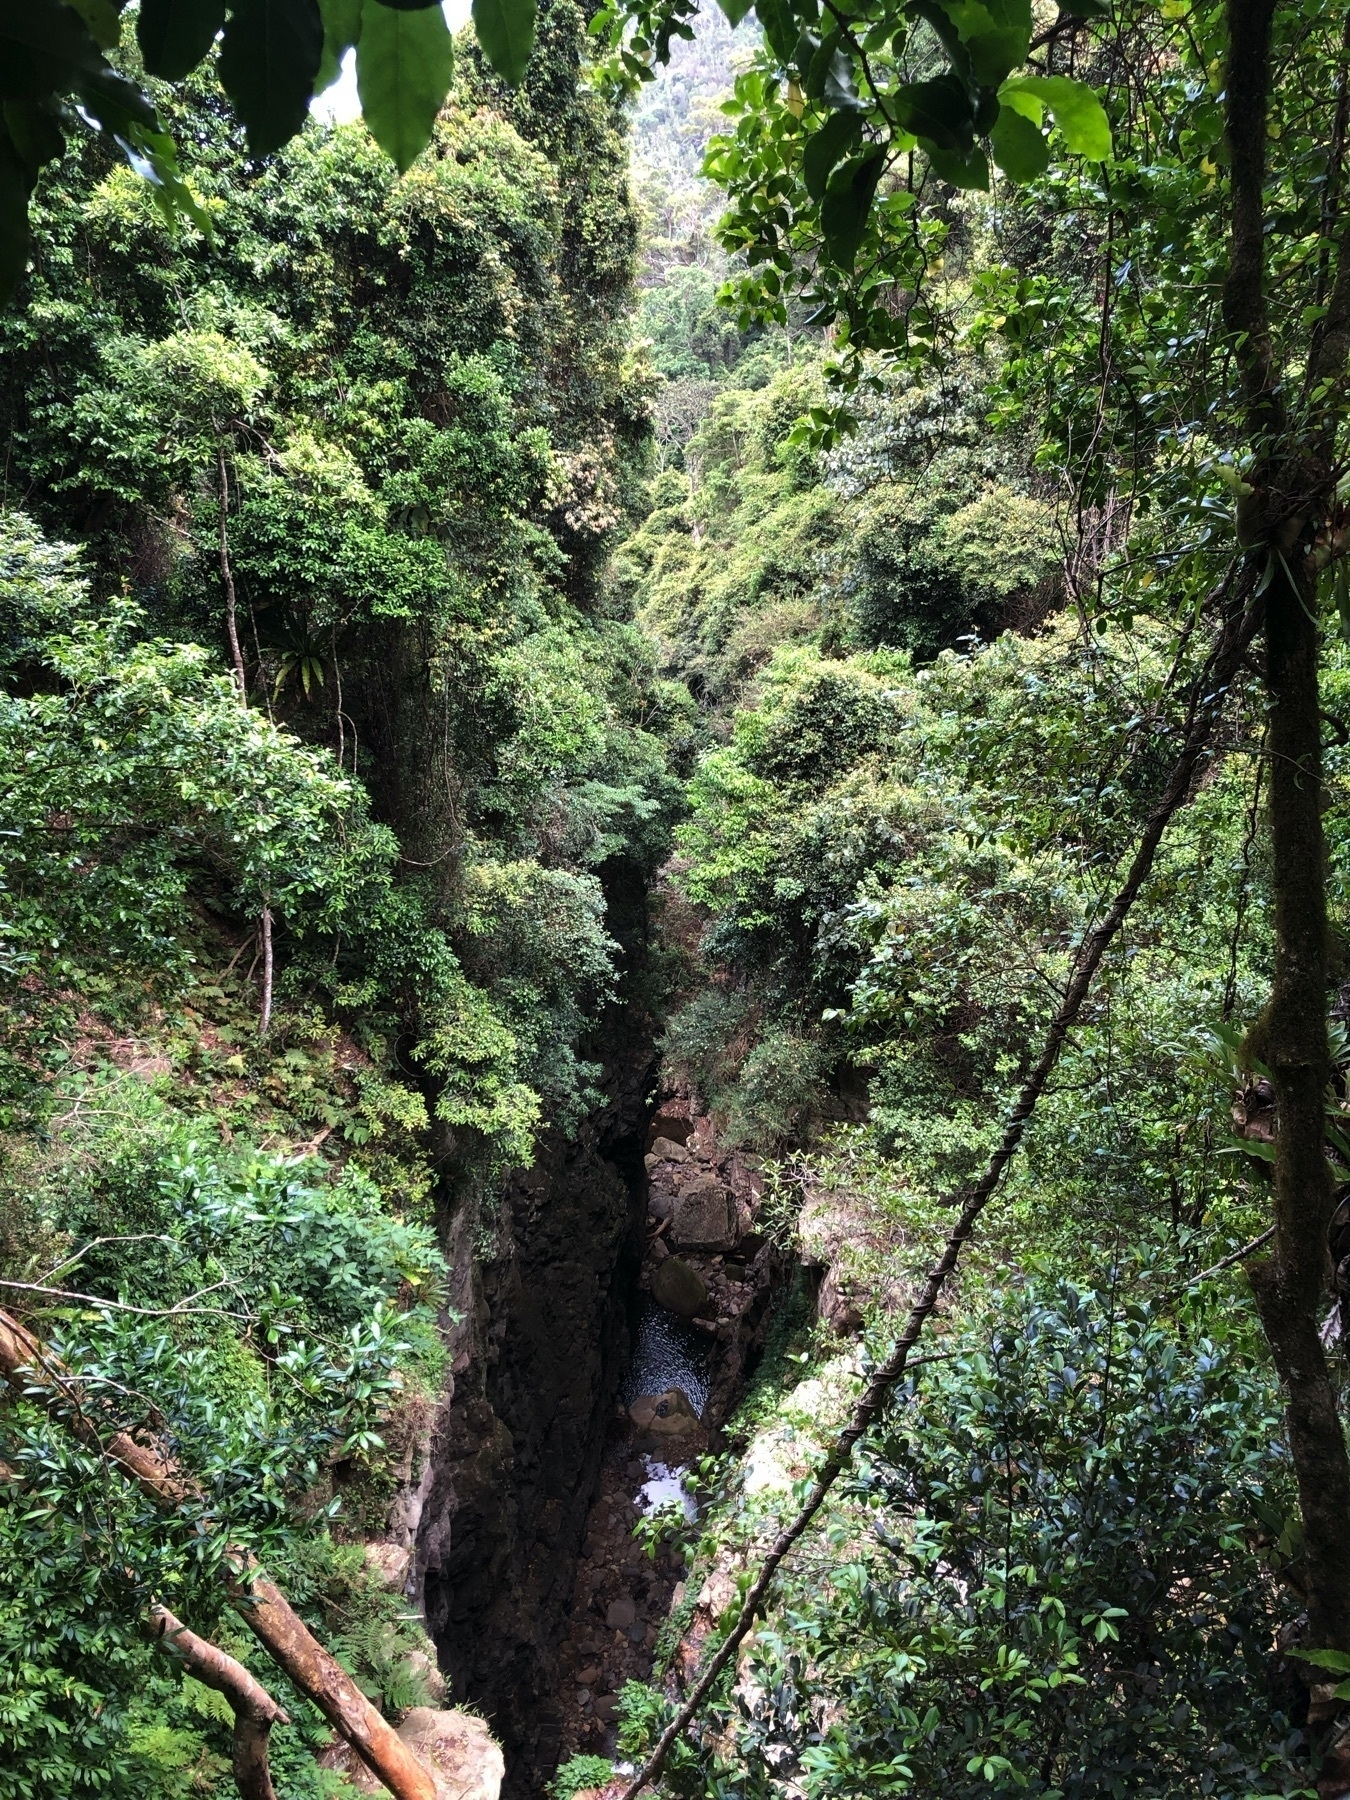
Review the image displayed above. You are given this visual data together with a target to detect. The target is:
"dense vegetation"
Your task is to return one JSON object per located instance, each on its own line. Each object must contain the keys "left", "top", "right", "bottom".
{"left": 0, "top": 9, "right": 677, "bottom": 1794}
{"left": 7, "top": 0, "right": 1350, "bottom": 1796}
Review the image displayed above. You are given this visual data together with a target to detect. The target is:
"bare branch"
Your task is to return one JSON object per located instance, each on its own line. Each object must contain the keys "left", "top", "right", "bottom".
{"left": 149, "top": 1603, "right": 289, "bottom": 1800}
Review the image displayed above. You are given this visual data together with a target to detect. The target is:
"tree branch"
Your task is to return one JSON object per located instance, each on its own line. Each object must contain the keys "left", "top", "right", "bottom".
{"left": 0, "top": 1307, "right": 437, "bottom": 1800}
{"left": 148, "top": 1603, "right": 289, "bottom": 1800}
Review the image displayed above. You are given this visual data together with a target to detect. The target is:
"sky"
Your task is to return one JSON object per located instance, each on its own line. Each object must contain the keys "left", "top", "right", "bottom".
{"left": 314, "top": 0, "right": 475, "bottom": 124}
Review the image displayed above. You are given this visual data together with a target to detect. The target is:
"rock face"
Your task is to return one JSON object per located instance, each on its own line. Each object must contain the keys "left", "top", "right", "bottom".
{"left": 415, "top": 859, "right": 657, "bottom": 1797}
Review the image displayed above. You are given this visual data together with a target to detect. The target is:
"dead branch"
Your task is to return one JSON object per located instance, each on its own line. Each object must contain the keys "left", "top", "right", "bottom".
{"left": 149, "top": 1603, "right": 289, "bottom": 1800}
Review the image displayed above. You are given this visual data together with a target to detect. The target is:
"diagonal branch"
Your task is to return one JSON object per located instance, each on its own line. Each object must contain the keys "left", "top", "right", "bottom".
{"left": 621, "top": 589, "right": 1262, "bottom": 1800}
{"left": 148, "top": 1604, "right": 289, "bottom": 1800}
{"left": 0, "top": 1307, "right": 437, "bottom": 1800}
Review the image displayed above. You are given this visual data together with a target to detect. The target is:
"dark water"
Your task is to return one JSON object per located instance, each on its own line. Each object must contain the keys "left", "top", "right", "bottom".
{"left": 621, "top": 1296, "right": 710, "bottom": 1417}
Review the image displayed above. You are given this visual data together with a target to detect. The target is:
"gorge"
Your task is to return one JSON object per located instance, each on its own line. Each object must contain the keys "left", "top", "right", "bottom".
{"left": 7, "top": 1, "right": 1350, "bottom": 1798}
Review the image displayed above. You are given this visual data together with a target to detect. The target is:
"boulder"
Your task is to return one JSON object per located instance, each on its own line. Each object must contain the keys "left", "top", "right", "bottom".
{"left": 671, "top": 1177, "right": 735, "bottom": 1251}
{"left": 629, "top": 1387, "right": 701, "bottom": 1435}
{"left": 320, "top": 1708, "right": 503, "bottom": 1800}
{"left": 651, "top": 1256, "right": 708, "bottom": 1317}
{"left": 647, "top": 1137, "right": 689, "bottom": 1163}
{"left": 363, "top": 1541, "right": 412, "bottom": 1591}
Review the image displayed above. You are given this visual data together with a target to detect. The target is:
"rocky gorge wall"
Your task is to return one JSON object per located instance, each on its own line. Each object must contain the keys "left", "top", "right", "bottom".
{"left": 413, "top": 861, "right": 658, "bottom": 1796}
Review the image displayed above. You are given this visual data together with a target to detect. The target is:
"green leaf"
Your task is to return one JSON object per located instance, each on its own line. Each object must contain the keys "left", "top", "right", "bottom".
{"left": 804, "top": 108, "right": 862, "bottom": 200}
{"left": 821, "top": 148, "right": 884, "bottom": 269}
{"left": 472, "top": 0, "right": 536, "bottom": 86}
{"left": 894, "top": 73, "right": 978, "bottom": 151}
{"left": 717, "top": 0, "right": 755, "bottom": 21}
{"left": 316, "top": 0, "right": 363, "bottom": 90}
{"left": 926, "top": 140, "right": 989, "bottom": 188}
{"left": 998, "top": 73, "right": 1111, "bottom": 160}
{"left": 138, "top": 0, "right": 225, "bottom": 78}
{"left": 0, "top": 0, "right": 107, "bottom": 74}
{"left": 218, "top": 0, "right": 324, "bottom": 156}
{"left": 66, "top": 0, "right": 124, "bottom": 50}
{"left": 933, "top": 0, "right": 1032, "bottom": 83}
{"left": 1288, "top": 1647, "right": 1350, "bottom": 1674}
{"left": 990, "top": 101, "right": 1048, "bottom": 180}
{"left": 356, "top": 0, "right": 454, "bottom": 170}
{"left": 754, "top": 0, "right": 798, "bottom": 67}
{"left": 2, "top": 99, "right": 66, "bottom": 175}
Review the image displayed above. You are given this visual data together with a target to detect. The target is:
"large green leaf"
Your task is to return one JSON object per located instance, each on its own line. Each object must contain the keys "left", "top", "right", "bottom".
{"left": 0, "top": 0, "right": 108, "bottom": 75}
{"left": 998, "top": 73, "right": 1111, "bottom": 160}
{"left": 893, "top": 73, "right": 977, "bottom": 152}
{"left": 218, "top": 0, "right": 324, "bottom": 156}
{"left": 753, "top": 0, "right": 798, "bottom": 68}
{"left": 934, "top": 0, "right": 1031, "bottom": 84}
{"left": 356, "top": 0, "right": 454, "bottom": 170}
{"left": 316, "top": 0, "right": 362, "bottom": 91}
{"left": 66, "top": 0, "right": 124, "bottom": 50}
{"left": 716, "top": 0, "right": 754, "bottom": 22}
{"left": 472, "top": 0, "right": 536, "bottom": 86}
{"left": 139, "top": 0, "right": 227, "bottom": 80}
{"left": 3, "top": 99, "right": 66, "bottom": 175}
{"left": 989, "top": 100, "right": 1047, "bottom": 181}
{"left": 804, "top": 107, "right": 863, "bottom": 200}
{"left": 821, "top": 148, "right": 884, "bottom": 269}
{"left": 926, "top": 140, "right": 989, "bottom": 189}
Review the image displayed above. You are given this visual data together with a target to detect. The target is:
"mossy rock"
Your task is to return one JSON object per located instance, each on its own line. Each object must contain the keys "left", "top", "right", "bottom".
{"left": 652, "top": 1257, "right": 708, "bottom": 1318}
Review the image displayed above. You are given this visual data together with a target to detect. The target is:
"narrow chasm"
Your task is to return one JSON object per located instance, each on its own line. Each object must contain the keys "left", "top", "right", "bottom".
{"left": 545, "top": 1096, "right": 785, "bottom": 1776}
{"left": 415, "top": 861, "right": 657, "bottom": 1797}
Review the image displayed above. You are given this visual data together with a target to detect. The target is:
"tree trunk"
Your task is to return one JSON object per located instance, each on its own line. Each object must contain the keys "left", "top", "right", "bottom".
{"left": 1221, "top": 0, "right": 1350, "bottom": 1657}
{"left": 149, "top": 1604, "right": 288, "bottom": 1800}
{"left": 218, "top": 443, "right": 247, "bottom": 698}
{"left": 1247, "top": 557, "right": 1350, "bottom": 1650}
{"left": 0, "top": 1307, "right": 438, "bottom": 1800}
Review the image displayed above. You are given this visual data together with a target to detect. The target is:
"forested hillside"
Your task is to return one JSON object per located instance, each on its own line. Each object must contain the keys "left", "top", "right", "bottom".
{"left": 6, "top": 0, "right": 1350, "bottom": 1798}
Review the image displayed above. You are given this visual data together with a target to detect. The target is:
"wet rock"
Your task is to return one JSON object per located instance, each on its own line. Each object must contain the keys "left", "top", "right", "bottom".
{"left": 651, "top": 1256, "right": 708, "bottom": 1317}
{"left": 628, "top": 1387, "right": 708, "bottom": 1455}
{"left": 605, "top": 1596, "right": 636, "bottom": 1630}
{"left": 671, "top": 1177, "right": 735, "bottom": 1251}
